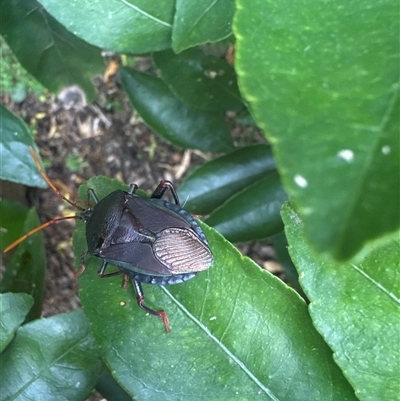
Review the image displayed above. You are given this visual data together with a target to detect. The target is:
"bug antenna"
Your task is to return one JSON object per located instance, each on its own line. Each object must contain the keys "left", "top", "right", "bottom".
{"left": 3, "top": 215, "right": 82, "bottom": 253}
{"left": 30, "top": 147, "right": 85, "bottom": 212}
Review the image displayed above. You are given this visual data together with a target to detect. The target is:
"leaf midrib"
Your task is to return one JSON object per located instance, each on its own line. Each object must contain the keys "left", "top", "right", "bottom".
{"left": 161, "top": 286, "right": 281, "bottom": 401}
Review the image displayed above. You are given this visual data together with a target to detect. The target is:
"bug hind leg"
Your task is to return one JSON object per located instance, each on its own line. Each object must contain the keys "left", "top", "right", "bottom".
{"left": 132, "top": 278, "right": 170, "bottom": 333}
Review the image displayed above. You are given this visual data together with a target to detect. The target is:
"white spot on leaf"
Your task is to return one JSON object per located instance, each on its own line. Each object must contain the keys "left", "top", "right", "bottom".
{"left": 294, "top": 175, "right": 308, "bottom": 188}
{"left": 337, "top": 149, "right": 354, "bottom": 162}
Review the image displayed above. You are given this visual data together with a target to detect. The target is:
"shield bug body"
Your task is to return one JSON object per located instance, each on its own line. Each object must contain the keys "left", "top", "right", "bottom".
{"left": 81, "top": 181, "right": 213, "bottom": 331}
{"left": 5, "top": 148, "right": 213, "bottom": 332}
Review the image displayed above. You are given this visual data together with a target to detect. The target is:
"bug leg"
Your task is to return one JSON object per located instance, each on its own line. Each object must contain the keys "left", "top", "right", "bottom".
{"left": 122, "top": 274, "right": 130, "bottom": 289}
{"left": 76, "top": 250, "right": 89, "bottom": 276}
{"left": 98, "top": 260, "right": 108, "bottom": 276}
{"left": 87, "top": 188, "right": 100, "bottom": 205}
{"left": 151, "top": 180, "right": 180, "bottom": 206}
{"left": 97, "top": 261, "right": 124, "bottom": 278}
{"left": 128, "top": 183, "right": 138, "bottom": 194}
{"left": 132, "top": 278, "right": 170, "bottom": 333}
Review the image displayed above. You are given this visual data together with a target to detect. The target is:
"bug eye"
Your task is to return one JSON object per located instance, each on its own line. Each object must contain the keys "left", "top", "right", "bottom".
{"left": 96, "top": 236, "right": 104, "bottom": 249}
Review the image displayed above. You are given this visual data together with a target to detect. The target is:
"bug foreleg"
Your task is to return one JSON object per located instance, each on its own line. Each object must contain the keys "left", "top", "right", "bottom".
{"left": 150, "top": 180, "right": 180, "bottom": 206}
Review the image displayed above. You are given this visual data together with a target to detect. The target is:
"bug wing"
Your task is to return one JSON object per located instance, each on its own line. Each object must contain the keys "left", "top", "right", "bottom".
{"left": 99, "top": 194, "right": 212, "bottom": 276}
{"left": 123, "top": 195, "right": 213, "bottom": 274}
{"left": 124, "top": 194, "right": 192, "bottom": 231}
{"left": 154, "top": 228, "right": 213, "bottom": 274}
{"left": 97, "top": 202, "right": 169, "bottom": 276}
{"left": 99, "top": 241, "right": 174, "bottom": 276}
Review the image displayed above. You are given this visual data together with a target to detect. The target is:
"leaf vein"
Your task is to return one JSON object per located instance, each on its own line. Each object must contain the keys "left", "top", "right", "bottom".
{"left": 351, "top": 263, "right": 400, "bottom": 304}
{"left": 161, "top": 287, "right": 281, "bottom": 401}
{"left": 185, "top": 0, "right": 220, "bottom": 36}
{"left": 7, "top": 332, "right": 92, "bottom": 400}
{"left": 118, "top": 0, "right": 171, "bottom": 27}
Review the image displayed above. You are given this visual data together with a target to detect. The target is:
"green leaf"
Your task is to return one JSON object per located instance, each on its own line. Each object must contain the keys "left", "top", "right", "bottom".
{"left": 0, "top": 310, "right": 102, "bottom": 400}
{"left": 1, "top": 208, "right": 46, "bottom": 322}
{"left": 205, "top": 172, "right": 288, "bottom": 242}
{"left": 120, "top": 67, "right": 234, "bottom": 152}
{"left": 0, "top": 105, "right": 47, "bottom": 188}
{"left": 38, "top": 0, "right": 174, "bottom": 53}
{"left": 0, "top": 38, "right": 45, "bottom": 98}
{"left": 74, "top": 176, "right": 356, "bottom": 401}
{"left": 154, "top": 48, "right": 244, "bottom": 112}
{"left": 0, "top": 293, "right": 33, "bottom": 352}
{"left": 172, "top": 0, "right": 235, "bottom": 53}
{"left": 234, "top": 0, "right": 399, "bottom": 260}
{"left": 271, "top": 231, "right": 302, "bottom": 293}
{"left": 1, "top": 0, "right": 104, "bottom": 101}
{"left": 179, "top": 144, "right": 275, "bottom": 215}
{"left": 282, "top": 202, "right": 400, "bottom": 401}
{"left": 0, "top": 200, "right": 30, "bottom": 251}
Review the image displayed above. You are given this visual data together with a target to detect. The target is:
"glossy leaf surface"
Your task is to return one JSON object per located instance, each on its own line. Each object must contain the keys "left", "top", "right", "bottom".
{"left": 282, "top": 202, "right": 400, "bottom": 401}
{"left": 0, "top": 293, "right": 33, "bottom": 352}
{"left": 154, "top": 48, "right": 243, "bottom": 112}
{"left": 74, "top": 176, "right": 356, "bottom": 401}
{"left": 0, "top": 310, "right": 102, "bottom": 401}
{"left": 0, "top": 200, "right": 30, "bottom": 251}
{"left": 0, "top": 105, "right": 46, "bottom": 188}
{"left": 234, "top": 0, "right": 399, "bottom": 260}
{"left": 1, "top": 0, "right": 103, "bottom": 101}
{"left": 179, "top": 144, "right": 275, "bottom": 215}
{"left": 39, "top": 0, "right": 174, "bottom": 53}
{"left": 172, "top": 0, "right": 235, "bottom": 52}
{"left": 205, "top": 172, "right": 288, "bottom": 242}
{"left": 120, "top": 67, "right": 234, "bottom": 152}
